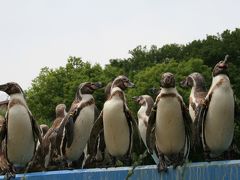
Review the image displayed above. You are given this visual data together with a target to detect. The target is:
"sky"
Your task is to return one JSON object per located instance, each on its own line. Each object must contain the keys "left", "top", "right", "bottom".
{"left": 0, "top": 0, "right": 239, "bottom": 95}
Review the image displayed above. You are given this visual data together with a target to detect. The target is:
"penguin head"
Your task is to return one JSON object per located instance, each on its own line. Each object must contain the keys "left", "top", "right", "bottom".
{"left": 0, "top": 82, "right": 24, "bottom": 95}
{"left": 77, "top": 82, "right": 102, "bottom": 95}
{"left": 212, "top": 55, "right": 229, "bottom": 77}
{"left": 132, "top": 96, "right": 145, "bottom": 105}
{"left": 180, "top": 72, "right": 205, "bottom": 88}
{"left": 40, "top": 124, "right": 49, "bottom": 137}
{"left": 55, "top": 103, "right": 67, "bottom": 117}
{"left": 111, "top": 75, "right": 135, "bottom": 91}
{"left": 161, "top": 72, "right": 175, "bottom": 88}
{"left": 132, "top": 95, "right": 154, "bottom": 106}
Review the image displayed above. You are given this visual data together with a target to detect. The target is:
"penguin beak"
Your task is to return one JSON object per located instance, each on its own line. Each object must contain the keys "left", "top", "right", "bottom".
{"left": 132, "top": 96, "right": 139, "bottom": 102}
{"left": 0, "top": 83, "right": 9, "bottom": 92}
{"left": 180, "top": 79, "right": 187, "bottom": 88}
{"left": 223, "top": 54, "right": 229, "bottom": 64}
{"left": 126, "top": 81, "right": 135, "bottom": 88}
{"left": 219, "top": 54, "right": 229, "bottom": 68}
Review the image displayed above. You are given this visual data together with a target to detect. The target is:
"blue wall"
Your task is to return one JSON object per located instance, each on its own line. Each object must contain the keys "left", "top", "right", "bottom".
{"left": 1, "top": 160, "right": 240, "bottom": 180}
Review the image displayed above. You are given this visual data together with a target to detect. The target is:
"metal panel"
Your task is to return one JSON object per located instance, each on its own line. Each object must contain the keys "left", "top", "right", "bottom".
{"left": 1, "top": 160, "right": 240, "bottom": 180}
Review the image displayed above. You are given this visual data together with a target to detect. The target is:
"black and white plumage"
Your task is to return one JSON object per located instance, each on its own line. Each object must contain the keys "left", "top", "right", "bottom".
{"left": 0, "top": 82, "right": 42, "bottom": 177}
{"left": 61, "top": 82, "right": 102, "bottom": 168}
{"left": 89, "top": 75, "right": 136, "bottom": 166}
{"left": 196, "top": 55, "right": 236, "bottom": 159}
{"left": 146, "top": 73, "right": 192, "bottom": 172}
{"left": 180, "top": 72, "right": 208, "bottom": 122}
{"left": 36, "top": 104, "right": 67, "bottom": 170}
{"left": 132, "top": 95, "right": 159, "bottom": 164}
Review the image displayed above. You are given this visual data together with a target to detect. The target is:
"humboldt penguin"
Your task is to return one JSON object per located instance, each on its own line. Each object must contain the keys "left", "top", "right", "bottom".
{"left": 61, "top": 82, "right": 102, "bottom": 168}
{"left": 0, "top": 82, "right": 42, "bottom": 176}
{"left": 89, "top": 75, "right": 136, "bottom": 166}
{"left": 180, "top": 72, "right": 207, "bottom": 122}
{"left": 132, "top": 95, "right": 159, "bottom": 164}
{"left": 37, "top": 104, "right": 67, "bottom": 170}
{"left": 146, "top": 73, "right": 192, "bottom": 172}
{"left": 196, "top": 55, "right": 235, "bottom": 159}
{"left": 84, "top": 82, "right": 112, "bottom": 168}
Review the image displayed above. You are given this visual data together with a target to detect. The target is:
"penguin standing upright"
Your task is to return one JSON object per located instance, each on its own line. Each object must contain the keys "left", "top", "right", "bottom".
{"left": 196, "top": 55, "right": 236, "bottom": 159}
{"left": 0, "top": 82, "right": 42, "bottom": 176}
{"left": 146, "top": 73, "right": 192, "bottom": 172}
{"left": 132, "top": 95, "right": 159, "bottom": 164}
{"left": 180, "top": 72, "right": 208, "bottom": 122}
{"left": 89, "top": 75, "right": 136, "bottom": 165}
{"left": 37, "top": 104, "right": 67, "bottom": 170}
{"left": 61, "top": 82, "right": 102, "bottom": 168}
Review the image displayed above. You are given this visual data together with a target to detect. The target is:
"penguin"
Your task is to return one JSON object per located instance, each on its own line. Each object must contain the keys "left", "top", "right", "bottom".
{"left": 89, "top": 75, "right": 136, "bottom": 166}
{"left": 180, "top": 72, "right": 208, "bottom": 160}
{"left": 196, "top": 55, "right": 236, "bottom": 159}
{"left": 83, "top": 82, "right": 111, "bottom": 168}
{"left": 146, "top": 72, "right": 192, "bottom": 172}
{"left": 180, "top": 72, "right": 208, "bottom": 122}
{"left": 36, "top": 104, "right": 67, "bottom": 170}
{"left": 61, "top": 82, "right": 102, "bottom": 168}
{"left": 132, "top": 95, "right": 159, "bottom": 164}
{"left": 0, "top": 82, "right": 42, "bottom": 176}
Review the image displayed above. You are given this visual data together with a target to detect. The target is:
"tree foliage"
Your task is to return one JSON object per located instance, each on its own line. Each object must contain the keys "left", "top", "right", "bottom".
{"left": 25, "top": 28, "right": 240, "bottom": 132}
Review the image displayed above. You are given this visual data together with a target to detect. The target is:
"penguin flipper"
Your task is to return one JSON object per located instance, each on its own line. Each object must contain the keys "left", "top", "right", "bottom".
{"left": 146, "top": 101, "right": 158, "bottom": 154}
{"left": 123, "top": 105, "right": 137, "bottom": 157}
{"left": 180, "top": 100, "right": 192, "bottom": 159}
{"left": 234, "top": 95, "right": 240, "bottom": 124}
{"left": 89, "top": 111, "right": 104, "bottom": 157}
{"left": 0, "top": 118, "right": 7, "bottom": 144}
{"left": 195, "top": 97, "right": 210, "bottom": 152}
{"left": 65, "top": 115, "right": 74, "bottom": 148}
{"left": 94, "top": 106, "right": 100, "bottom": 122}
{"left": 30, "top": 115, "right": 43, "bottom": 146}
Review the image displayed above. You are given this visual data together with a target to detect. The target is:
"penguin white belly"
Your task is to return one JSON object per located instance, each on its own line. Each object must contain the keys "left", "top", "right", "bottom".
{"left": 138, "top": 119, "right": 147, "bottom": 146}
{"left": 189, "top": 104, "right": 195, "bottom": 122}
{"left": 204, "top": 87, "right": 234, "bottom": 155}
{"left": 103, "top": 99, "right": 130, "bottom": 156}
{"left": 7, "top": 104, "right": 35, "bottom": 166}
{"left": 65, "top": 105, "right": 95, "bottom": 161}
{"left": 155, "top": 98, "right": 185, "bottom": 155}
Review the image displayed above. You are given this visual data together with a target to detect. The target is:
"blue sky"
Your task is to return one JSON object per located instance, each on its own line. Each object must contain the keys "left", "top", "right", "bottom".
{"left": 0, "top": 0, "right": 239, "bottom": 94}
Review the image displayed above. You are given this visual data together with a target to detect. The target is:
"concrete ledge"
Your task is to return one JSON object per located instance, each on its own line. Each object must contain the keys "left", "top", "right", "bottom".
{"left": 1, "top": 160, "right": 240, "bottom": 179}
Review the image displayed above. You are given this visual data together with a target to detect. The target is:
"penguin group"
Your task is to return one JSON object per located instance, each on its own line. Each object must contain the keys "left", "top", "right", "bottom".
{"left": 0, "top": 55, "right": 239, "bottom": 178}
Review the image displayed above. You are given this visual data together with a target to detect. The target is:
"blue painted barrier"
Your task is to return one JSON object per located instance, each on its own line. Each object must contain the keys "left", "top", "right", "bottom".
{"left": 1, "top": 160, "right": 240, "bottom": 179}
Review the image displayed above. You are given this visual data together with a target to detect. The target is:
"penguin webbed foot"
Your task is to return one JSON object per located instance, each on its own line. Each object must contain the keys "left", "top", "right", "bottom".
{"left": 83, "top": 155, "right": 96, "bottom": 168}
{"left": 157, "top": 152, "right": 168, "bottom": 173}
{"left": 158, "top": 161, "right": 168, "bottom": 173}
{"left": 4, "top": 170, "right": 16, "bottom": 180}
{"left": 1, "top": 166, "right": 16, "bottom": 180}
